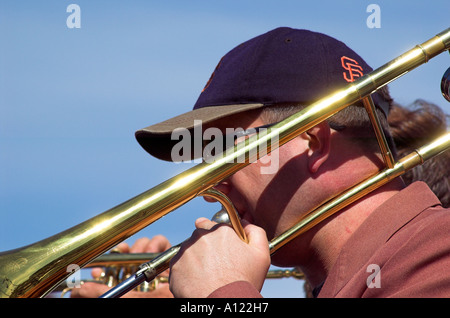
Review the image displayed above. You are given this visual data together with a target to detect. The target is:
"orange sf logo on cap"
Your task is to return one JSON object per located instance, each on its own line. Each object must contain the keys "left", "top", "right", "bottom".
{"left": 341, "top": 56, "right": 364, "bottom": 82}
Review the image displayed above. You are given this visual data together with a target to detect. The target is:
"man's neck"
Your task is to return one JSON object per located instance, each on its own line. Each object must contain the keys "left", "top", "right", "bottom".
{"left": 301, "top": 177, "right": 405, "bottom": 288}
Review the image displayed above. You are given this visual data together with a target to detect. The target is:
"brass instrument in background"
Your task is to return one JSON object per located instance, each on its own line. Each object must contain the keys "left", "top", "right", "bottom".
{"left": 55, "top": 250, "right": 305, "bottom": 297}
{"left": 1, "top": 28, "right": 450, "bottom": 298}
{"left": 52, "top": 209, "right": 305, "bottom": 297}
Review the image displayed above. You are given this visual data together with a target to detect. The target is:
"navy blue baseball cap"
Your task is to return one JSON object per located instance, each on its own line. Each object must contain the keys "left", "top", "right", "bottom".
{"left": 136, "top": 27, "right": 390, "bottom": 161}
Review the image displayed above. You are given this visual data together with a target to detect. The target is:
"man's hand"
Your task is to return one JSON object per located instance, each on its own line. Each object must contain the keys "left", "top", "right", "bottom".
{"left": 169, "top": 218, "right": 270, "bottom": 298}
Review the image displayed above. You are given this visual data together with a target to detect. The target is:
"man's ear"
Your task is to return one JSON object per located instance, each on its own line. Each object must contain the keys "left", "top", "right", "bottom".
{"left": 303, "top": 122, "right": 331, "bottom": 173}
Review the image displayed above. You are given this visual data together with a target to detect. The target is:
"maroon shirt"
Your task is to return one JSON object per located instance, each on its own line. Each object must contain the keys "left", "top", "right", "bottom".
{"left": 208, "top": 182, "right": 450, "bottom": 298}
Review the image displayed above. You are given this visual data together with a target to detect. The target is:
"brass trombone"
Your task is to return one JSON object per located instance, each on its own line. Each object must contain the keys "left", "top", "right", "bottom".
{"left": 1, "top": 28, "right": 450, "bottom": 298}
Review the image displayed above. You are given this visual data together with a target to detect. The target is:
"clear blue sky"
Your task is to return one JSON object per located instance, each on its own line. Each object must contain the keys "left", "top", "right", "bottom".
{"left": 0, "top": 1, "right": 449, "bottom": 298}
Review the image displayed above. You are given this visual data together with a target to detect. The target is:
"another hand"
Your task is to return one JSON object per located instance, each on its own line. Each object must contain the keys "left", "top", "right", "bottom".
{"left": 70, "top": 235, "right": 173, "bottom": 298}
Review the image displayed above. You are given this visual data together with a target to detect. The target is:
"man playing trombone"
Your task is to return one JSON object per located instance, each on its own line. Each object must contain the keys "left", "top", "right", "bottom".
{"left": 74, "top": 27, "right": 450, "bottom": 298}
{"left": 132, "top": 27, "right": 450, "bottom": 298}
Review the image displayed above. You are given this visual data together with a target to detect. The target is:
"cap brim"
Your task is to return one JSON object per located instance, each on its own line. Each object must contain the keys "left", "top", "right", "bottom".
{"left": 135, "top": 103, "right": 264, "bottom": 161}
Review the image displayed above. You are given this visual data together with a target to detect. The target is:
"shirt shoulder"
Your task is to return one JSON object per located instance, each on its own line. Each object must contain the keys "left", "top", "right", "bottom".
{"left": 207, "top": 281, "right": 262, "bottom": 298}
{"left": 365, "top": 206, "right": 450, "bottom": 297}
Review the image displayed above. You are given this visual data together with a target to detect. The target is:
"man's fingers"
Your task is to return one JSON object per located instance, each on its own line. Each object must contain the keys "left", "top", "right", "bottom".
{"left": 145, "top": 235, "right": 171, "bottom": 253}
{"left": 195, "top": 217, "right": 217, "bottom": 230}
{"left": 243, "top": 221, "right": 269, "bottom": 253}
{"left": 70, "top": 282, "right": 109, "bottom": 298}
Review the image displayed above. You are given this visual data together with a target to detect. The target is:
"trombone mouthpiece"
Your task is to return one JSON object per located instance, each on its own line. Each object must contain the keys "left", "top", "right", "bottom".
{"left": 442, "top": 67, "right": 450, "bottom": 102}
{"left": 211, "top": 208, "right": 231, "bottom": 224}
